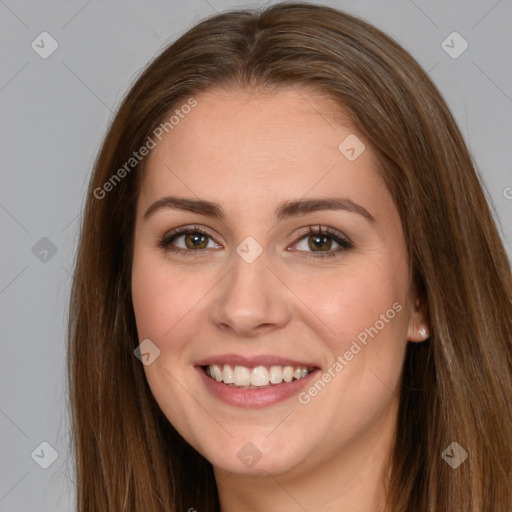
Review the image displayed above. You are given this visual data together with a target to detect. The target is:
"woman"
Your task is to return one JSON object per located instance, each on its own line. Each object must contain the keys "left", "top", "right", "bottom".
{"left": 67, "top": 2, "right": 512, "bottom": 511}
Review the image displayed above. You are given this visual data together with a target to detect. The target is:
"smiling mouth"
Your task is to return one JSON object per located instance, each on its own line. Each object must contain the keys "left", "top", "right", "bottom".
{"left": 203, "top": 364, "right": 315, "bottom": 389}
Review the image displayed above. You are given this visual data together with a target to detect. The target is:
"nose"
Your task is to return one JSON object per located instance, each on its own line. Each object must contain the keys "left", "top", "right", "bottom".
{"left": 208, "top": 250, "right": 292, "bottom": 338}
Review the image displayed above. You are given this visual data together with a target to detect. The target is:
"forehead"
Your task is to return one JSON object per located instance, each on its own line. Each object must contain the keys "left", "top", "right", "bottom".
{"left": 137, "top": 86, "right": 387, "bottom": 219}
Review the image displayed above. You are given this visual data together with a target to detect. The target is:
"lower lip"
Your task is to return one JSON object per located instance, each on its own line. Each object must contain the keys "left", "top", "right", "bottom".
{"left": 195, "top": 366, "right": 320, "bottom": 408}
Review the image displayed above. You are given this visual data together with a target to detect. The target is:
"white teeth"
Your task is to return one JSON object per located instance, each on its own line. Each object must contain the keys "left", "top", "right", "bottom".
{"left": 282, "top": 366, "right": 294, "bottom": 383}
{"left": 205, "top": 364, "right": 313, "bottom": 387}
{"left": 233, "top": 366, "right": 251, "bottom": 386}
{"left": 269, "top": 365, "right": 283, "bottom": 384}
{"left": 222, "top": 364, "right": 234, "bottom": 384}
{"left": 212, "top": 364, "right": 223, "bottom": 382}
{"left": 251, "top": 366, "right": 270, "bottom": 386}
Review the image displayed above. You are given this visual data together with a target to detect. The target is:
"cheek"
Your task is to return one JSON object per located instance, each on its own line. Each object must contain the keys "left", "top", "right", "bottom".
{"left": 320, "top": 260, "right": 410, "bottom": 417}
{"left": 131, "top": 262, "right": 169, "bottom": 342}
{"left": 293, "top": 256, "right": 409, "bottom": 353}
{"left": 130, "top": 253, "right": 205, "bottom": 441}
{"left": 131, "top": 251, "right": 198, "bottom": 342}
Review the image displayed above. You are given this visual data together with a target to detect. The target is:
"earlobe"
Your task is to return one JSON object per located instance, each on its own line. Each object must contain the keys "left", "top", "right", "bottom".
{"left": 407, "top": 295, "right": 430, "bottom": 342}
{"left": 407, "top": 323, "right": 430, "bottom": 343}
{"left": 416, "top": 326, "right": 429, "bottom": 341}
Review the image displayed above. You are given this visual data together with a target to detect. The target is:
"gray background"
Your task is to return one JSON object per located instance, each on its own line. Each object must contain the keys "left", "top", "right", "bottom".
{"left": 1, "top": 0, "right": 511, "bottom": 510}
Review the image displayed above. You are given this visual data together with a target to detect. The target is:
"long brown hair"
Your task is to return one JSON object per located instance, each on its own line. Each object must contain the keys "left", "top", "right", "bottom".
{"left": 67, "top": 2, "right": 512, "bottom": 510}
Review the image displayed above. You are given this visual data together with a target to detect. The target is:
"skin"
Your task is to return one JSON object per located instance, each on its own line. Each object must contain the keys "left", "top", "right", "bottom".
{"left": 131, "top": 86, "right": 428, "bottom": 512}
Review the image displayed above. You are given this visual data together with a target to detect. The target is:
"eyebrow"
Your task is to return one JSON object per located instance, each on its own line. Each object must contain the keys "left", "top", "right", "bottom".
{"left": 143, "top": 195, "right": 375, "bottom": 223}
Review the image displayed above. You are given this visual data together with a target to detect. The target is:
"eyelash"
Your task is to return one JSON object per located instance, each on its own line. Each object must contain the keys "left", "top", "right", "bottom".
{"left": 158, "top": 224, "right": 353, "bottom": 259}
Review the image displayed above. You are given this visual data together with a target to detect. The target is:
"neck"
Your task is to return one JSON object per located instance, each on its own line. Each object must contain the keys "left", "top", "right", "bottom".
{"left": 214, "top": 400, "right": 397, "bottom": 512}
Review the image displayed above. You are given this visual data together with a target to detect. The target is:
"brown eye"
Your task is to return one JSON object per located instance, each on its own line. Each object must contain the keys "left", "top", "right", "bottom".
{"left": 183, "top": 232, "right": 209, "bottom": 249}
{"left": 308, "top": 234, "right": 333, "bottom": 252}
{"left": 292, "top": 226, "right": 353, "bottom": 258}
{"left": 159, "top": 226, "right": 221, "bottom": 255}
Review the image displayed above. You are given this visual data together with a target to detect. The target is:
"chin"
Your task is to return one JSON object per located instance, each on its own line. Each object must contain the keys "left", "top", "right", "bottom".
{"left": 201, "top": 435, "right": 307, "bottom": 476}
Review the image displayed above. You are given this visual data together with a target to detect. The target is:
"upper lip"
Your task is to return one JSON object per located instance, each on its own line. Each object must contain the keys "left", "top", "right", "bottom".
{"left": 195, "top": 354, "right": 319, "bottom": 369}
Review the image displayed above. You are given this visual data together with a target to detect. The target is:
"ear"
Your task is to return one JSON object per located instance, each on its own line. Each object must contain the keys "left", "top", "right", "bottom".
{"left": 406, "top": 294, "right": 430, "bottom": 343}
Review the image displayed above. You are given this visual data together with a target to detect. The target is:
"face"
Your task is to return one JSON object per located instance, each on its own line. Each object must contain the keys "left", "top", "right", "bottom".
{"left": 131, "top": 86, "right": 425, "bottom": 479}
